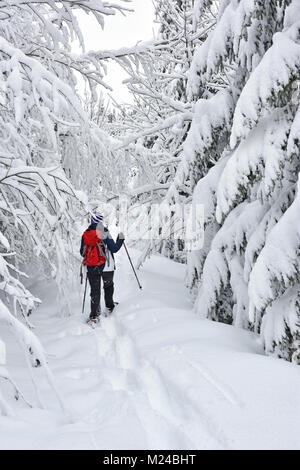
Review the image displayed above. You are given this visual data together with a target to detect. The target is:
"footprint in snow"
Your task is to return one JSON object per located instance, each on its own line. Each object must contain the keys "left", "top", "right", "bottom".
{"left": 116, "top": 335, "right": 139, "bottom": 371}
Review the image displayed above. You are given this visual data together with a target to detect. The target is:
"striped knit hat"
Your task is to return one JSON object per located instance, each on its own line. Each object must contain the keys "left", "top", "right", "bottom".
{"left": 91, "top": 211, "right": 104, "bottom": 225}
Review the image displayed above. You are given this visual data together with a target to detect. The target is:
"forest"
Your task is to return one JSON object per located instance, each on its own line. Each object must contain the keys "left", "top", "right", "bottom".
{"left": 0, "top": 0, "right": 299, "bottom": 451}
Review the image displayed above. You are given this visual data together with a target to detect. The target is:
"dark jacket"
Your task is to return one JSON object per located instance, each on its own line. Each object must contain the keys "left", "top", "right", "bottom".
{"left": 80, "top": 224, "right": 123, "bottom": 273}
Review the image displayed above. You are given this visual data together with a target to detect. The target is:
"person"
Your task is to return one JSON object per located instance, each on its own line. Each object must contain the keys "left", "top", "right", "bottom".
{"left": 80, "top": 212, "right": 124, "bottom": 322}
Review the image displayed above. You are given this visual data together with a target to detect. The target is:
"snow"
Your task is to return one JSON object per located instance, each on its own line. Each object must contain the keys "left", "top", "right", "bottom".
{"left": 248, "top": 178, "right": 300, "bottom": 331}
{"left": 0, "top": 340, "right": 6, "bottom": 365}
{"left": 0, "top": 250, "right": 299, "bottom": 450}
{"left": 231, "top": 27, "right": 300, "bottom": 147}
{"left": 284, "top": 0, "right": 300, "bottom": 29}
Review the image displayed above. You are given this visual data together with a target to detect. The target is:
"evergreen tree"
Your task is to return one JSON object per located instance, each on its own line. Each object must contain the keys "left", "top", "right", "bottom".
{"left": 184, "top": 0, "right": 300, "bottom": 362}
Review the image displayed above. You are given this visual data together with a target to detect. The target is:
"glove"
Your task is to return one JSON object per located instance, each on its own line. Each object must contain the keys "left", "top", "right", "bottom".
{"left": 118, "top": 232, "right": 125, "bottom": 240}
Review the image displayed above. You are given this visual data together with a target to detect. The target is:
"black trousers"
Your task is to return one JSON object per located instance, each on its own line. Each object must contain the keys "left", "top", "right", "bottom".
{"left": 87, "top": 271, "right": 114, "bottom": 316}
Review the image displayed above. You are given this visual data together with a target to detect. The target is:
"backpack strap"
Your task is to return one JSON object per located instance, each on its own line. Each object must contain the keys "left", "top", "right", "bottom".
{"left": 96, "top": 242, "right": 106, "bottom": 261}
{"left": 83, "top": 243, "right": 96, "bottom": 267}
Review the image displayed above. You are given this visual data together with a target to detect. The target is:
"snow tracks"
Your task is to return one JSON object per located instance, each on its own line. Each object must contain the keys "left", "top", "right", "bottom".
{"left": 2, "top": 250, "right": 300, "bottom": 450}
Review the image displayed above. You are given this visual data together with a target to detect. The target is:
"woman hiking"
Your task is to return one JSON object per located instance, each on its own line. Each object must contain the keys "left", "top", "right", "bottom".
{"left": 80, "top": 212, "right": 124, "bottom": 323}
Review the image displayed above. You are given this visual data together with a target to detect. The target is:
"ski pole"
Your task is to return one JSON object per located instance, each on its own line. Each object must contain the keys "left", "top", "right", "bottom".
{"left": 80, "top": 264, "right": 83, "bottom": 285}
{"left": 123, "top": 242, "right": 143, "bottom": 290}
{"left": 82, "top": 275, "right": 88, "bottom": 314}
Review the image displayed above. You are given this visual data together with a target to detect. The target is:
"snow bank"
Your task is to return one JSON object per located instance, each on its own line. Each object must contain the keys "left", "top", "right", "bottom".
{"left": 0, "top": 250, "right": 299, "bottom": 449}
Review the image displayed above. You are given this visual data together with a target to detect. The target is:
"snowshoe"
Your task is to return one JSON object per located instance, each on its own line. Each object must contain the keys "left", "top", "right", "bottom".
{"left": 87, "top": 314, "right": 101, "bottom": 327}
{"left": 104, "top": 302, "right": 119, "bottom": 317}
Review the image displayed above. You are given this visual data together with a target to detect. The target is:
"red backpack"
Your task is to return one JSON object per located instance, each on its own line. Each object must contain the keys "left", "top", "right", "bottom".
{"left": 83, "top": 229, "right": 106, "bottom": 267}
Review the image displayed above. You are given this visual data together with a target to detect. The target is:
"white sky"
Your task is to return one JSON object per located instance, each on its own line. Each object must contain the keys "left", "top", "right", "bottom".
{"left": 76, "top": 0, "right": 156, "bottom": 104}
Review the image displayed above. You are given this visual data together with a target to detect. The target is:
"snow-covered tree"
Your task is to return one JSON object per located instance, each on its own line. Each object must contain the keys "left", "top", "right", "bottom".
{"left": 112, "top": 0, "right": 216, "bottom": 264}
{"left": 185, "top": 0, "right": 300, "bottom": 362}
{"left": 0, "top": 0, "right": 133, "bottom": 414}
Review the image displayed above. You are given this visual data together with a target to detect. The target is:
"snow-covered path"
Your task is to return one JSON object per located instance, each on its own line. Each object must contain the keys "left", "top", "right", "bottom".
{"left": 1, "top": 250, "right": 300, "bottom": 450}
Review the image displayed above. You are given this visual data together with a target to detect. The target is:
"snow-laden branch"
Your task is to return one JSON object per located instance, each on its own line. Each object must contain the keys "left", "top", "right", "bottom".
{"left": 0, "top": 37, "right": 86, "bottom": 124}
{"left": 0, "top": 0, "right": 133, "bottom": 17}
{"left": 114, "top": 112, "right": 193, "bottom": 150}
{"left": 0, "top": 366, "right": 33, "bottom": 408}
{"left": 0, "top": 299, "right": 66, "bottom": 413}
{"left": 86, "top": 39, "right": 174, "bottom": 60}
